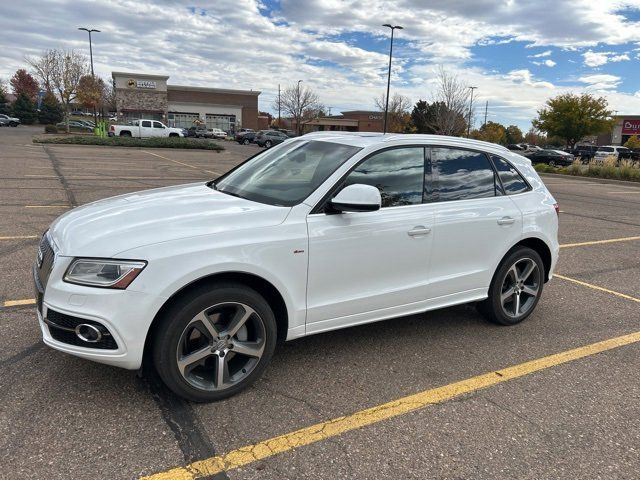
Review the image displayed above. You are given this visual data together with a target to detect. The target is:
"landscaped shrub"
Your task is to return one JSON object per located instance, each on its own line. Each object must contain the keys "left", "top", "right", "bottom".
{"left": 568, "top": 159, "right": 582, "bottom": 175}
{"left": 33, "top": 135, "right": 224, "bottom": 151}
{"left": 44, "top": 124, "right": 58, "bottom": 134}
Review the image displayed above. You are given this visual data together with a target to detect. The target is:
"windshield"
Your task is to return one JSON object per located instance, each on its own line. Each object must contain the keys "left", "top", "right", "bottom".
{"left": 214, "top": 140, "right": 362, "bottom": 206}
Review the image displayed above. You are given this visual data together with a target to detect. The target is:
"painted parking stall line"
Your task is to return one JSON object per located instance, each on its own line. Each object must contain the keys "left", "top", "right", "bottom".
{"left": 141, "top": 330, "right": 640, "bottom": 480}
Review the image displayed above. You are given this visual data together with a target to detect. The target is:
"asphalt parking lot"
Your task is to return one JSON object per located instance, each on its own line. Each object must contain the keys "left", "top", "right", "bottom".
{"left": 1, "top": 126, "right": 639, "bottom": 479}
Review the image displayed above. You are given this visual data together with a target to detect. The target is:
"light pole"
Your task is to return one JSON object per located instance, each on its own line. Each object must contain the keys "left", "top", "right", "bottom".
{"left": 297, "top": 79, "right": 303, "bottom": 135}
{"left": 466, "top": 86, "right": 478, "bottom": 137}
{"left": 78, "top": 27, "right": 100, "bottom": 126}
{"left": 382, "top": 24, "right": 403, "bottom": 134}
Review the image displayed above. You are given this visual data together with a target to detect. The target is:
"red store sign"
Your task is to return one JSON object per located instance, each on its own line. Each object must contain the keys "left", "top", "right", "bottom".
{"left": 622, "top": 119, "right": 640, "bottom": 135}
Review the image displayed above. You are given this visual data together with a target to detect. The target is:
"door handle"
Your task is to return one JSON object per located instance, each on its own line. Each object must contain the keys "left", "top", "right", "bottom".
{"left": 408, "top": 226, "right": 431, "bottom": 237}
{"left": 497, "top": 217, "right": 515, "bottom": 225}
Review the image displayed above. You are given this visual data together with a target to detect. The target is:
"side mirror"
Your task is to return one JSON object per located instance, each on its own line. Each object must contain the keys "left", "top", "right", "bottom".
{"left": 329, "top": 184, "right": 381, "bottom": 213}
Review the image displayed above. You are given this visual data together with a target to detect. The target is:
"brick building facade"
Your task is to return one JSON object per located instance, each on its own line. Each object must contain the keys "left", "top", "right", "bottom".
{"left": 112, "top": 72, "right": 261, "bottom": 133}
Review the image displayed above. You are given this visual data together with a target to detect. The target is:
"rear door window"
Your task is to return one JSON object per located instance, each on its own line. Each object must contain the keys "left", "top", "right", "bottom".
{"left": 141, "top": 120, "right": 152, "bottom": 128}
{"left": 432, "top": 147, "right": 501, "bottom": 201}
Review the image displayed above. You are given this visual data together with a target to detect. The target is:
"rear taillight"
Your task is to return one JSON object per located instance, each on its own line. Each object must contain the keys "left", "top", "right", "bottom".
{"left": 553, "top": 203, "right": 560, "bottom": 216}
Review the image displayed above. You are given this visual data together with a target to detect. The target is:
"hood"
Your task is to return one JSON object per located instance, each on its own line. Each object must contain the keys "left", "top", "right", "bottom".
{"left": 49, "top": 183, "right": 291, "bottom": 257}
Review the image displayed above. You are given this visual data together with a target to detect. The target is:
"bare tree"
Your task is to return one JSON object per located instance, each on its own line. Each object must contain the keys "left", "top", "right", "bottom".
{"left": 26, "top": 49, "right": 57, "bottom": 93}
{"left": 274, "top": 84, "right": 320, "bottom": 135}
{"left": 374, "top": 93, "right": 412, "bottom": 133}
{"left": 428, "top": 67, "right": 470, "bottom": 136}
{"left": 52, "top": 50, "right": 88, "bottom": 131}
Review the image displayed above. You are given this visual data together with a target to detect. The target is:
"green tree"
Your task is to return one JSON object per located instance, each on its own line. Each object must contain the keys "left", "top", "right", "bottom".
{"left": 624, "top": 135, "right": 640, "bottom": 150}
{"left": 505, "top": 125, "right": 524, "bottom": 144}
{"left": 11, "top": 93, "right": 37, "bottom": 124}
{"left": 0, "top": 80, "right": 9, "bottom": 115}
{"left": 38, "top": 92, "right": 64, "bottom": 124}
{"left": 411, "top": 100, "right": 436, "bottom": 134}
{"left": 470, "top": 121, "right": 507, "bottom": 144}
{"left": 532, "top": 93, "right": 613, "bottom": 148}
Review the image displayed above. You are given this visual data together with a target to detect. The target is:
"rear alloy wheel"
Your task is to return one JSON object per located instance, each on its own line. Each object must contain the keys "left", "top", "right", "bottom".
{"left": 477, "top": 247, "right": 544, "bottom": 325}
{"left": 152, "top": 283, "right": 277, "bottom": 402}
{"left": 243, "top": 138, "right": 250, "bottom": 145}
{"left": 264, "top": 140, "right": 272, "bottom": 148}
{"left": 548, "top": 160, "right": 556, "bottom": 167}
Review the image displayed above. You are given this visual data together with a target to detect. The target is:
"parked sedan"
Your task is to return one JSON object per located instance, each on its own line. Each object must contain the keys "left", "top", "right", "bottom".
{"left": 528, "top": 149, "right": 575, "bottom": 167}
{"left": 255, "top": 130, "right": 289, "bottom": 148}
{"left": 56, "top": 121, "right": 94, "bottom": 132}
{"left": 0, "top": 114, "right": 20, "bottom": 127}
{"left": 235, "top": 131, "right": 256, "bottom": 144}
{"left": 206, "top": 128, "right": 227, "bottom": 139}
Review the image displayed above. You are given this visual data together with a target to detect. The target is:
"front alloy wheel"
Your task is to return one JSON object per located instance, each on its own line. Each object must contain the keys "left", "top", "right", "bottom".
{"left": 152, "top": 283, "right": 277, "bottom": 402}
{"left": 177, "top": 302, "right": 266, "bottom": 392}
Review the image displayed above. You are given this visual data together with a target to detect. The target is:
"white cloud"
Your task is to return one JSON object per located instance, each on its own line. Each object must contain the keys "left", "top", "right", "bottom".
{"left": 529, "top": 50, "right": 552, "bottom": 58}
{"left": 532, "top": 59, "right": 557, "bottom": 67}
{"left": 578, "top": 74, "right": 621, "bottom": 90}
{"left": 583, "top": 50, "right": 630, "bottom": 67}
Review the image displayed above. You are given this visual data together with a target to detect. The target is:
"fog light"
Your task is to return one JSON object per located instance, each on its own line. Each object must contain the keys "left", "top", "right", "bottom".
{"left": 75, "top": 324, "right": 103, "bottom": 343}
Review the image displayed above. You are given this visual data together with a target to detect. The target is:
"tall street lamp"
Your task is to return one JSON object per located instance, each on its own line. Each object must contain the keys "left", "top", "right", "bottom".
{"left": 78, "top": 27, "right": 100, "bottom": 126}
{"left": 382, "top": 24, "right": 403, "bottom": 134}
{"left": 466, "top": 86, "right": 478, "bottom": 137}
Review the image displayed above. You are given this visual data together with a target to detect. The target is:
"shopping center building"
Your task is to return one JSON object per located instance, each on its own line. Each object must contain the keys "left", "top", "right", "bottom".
{"left": 112, "top": 72, "right": 261, "bottom": 133}
{"left": 609, "top": 115, "right": 640, "bottom": 145}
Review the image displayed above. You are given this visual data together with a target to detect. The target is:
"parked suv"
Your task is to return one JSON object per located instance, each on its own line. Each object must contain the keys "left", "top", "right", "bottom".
{"left": 255, "top": 129, "right": 289, "bottom": 148}
{"left": 571, "top": 145, "right": 598, "bottom": 162}
{"left": 34, "top": 133, "right": 558, "bottom": 402}
{"left": 593, "top": 145, "right": 632, "bottom": 162}
{"left": 0, "top": 114, "right": 20, "bottom": 127}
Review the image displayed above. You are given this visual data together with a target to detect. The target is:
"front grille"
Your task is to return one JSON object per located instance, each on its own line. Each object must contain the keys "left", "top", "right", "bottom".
{"left": 36, "top": 234, "right": 55, "bottom": 289}
{"left": 45, "top": 309, "right": 118, "bottom": 350}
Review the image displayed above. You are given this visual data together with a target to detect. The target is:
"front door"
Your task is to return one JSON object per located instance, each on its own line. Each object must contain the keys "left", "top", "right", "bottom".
{"left": 306, "top": 146, "right": 435, "bottom": 334}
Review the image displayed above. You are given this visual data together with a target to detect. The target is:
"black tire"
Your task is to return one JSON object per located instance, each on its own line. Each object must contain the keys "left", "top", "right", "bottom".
{"left": 477, "top": 246, "right": 544, "bottom": 326}
{"left": 120, "top": 131, "right": 132, "bottom": 137}
{"left": 242, "top": 138, "right": 250, "bottom": 145}
{"left": 265, "top": 140, "right": 272, "bottom": 148}
{"left": 152, "top": 282, "right": 277, "bottom": 402}
{"left": 548, "top": 160, "right": 556, "bottom": 167}
{"left": 9, "top": 122, "right": 18, "bottom": 127}
{"left": 169, "top": 133, "right": 179, "bottom": 137}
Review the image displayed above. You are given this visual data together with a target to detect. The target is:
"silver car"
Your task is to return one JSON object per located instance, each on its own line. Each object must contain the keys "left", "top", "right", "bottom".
{"left": 0, "top": 114, "right": 20, "bottom": 127}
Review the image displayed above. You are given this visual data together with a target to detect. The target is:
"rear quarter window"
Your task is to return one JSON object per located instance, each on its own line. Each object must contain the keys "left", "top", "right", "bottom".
{"left": 491, "top": 155, "right": 530, "bottom": 195}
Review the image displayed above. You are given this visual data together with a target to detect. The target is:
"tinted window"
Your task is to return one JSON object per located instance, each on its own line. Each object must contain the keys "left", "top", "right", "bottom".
{"left": 491, "top": 156, "right": 529, "bottom": 194}
{"left": 600, "top": 147, "right": 614, "bottom": 152}
{"left": 153, "top": 122, "right": 164, "bottom": 128}
{"left": 433, "top": 147, "right": 500, "bottom": 201}
{"left": 345, "top": 147, "right": 425, "bottom": 208}
{"left": 141, "top": 120, "right": 152, "bottom": 127}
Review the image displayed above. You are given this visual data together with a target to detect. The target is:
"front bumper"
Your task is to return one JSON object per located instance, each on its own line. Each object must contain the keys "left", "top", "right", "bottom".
{"left": 36, "top": 256, "right": 167, "bottom": 370}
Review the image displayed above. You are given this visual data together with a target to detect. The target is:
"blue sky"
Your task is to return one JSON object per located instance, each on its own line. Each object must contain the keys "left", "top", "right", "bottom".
{"left": 0, "top": 0, "right": 639, "bottom": 130}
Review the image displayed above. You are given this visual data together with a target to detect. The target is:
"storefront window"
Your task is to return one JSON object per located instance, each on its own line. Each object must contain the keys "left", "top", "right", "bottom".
{"left": 205, "top": 114, "right": 236, "bottom": 134}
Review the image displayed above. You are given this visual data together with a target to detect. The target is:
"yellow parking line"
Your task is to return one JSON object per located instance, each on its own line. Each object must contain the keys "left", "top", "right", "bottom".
{"left": 554, "top": 274, "right": 640, "bottom": 303}
{"left": 0, "top": 235, "right": 38, "bottom": 240}
{"left": 3, "top": 298, "right": 36, "bottom": 307}
{"left": 141, "top": 330, "right": 640, "bottom": 480}
{"left": 607, "top": 191, "right": 640, "bottom": 194}
{"left": 142, "top": 150, "right": 221, "bottom": 176}
{"left": 560, "top": 236, "right": 640, "bottom": 248}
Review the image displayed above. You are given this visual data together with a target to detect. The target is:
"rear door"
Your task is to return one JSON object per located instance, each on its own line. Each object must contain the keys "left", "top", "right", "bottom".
{"left": 427, "top": 147, "right": 523, "bottom": 299}
{"left": 139, "top": 120, "right": 153, "bottom": 138}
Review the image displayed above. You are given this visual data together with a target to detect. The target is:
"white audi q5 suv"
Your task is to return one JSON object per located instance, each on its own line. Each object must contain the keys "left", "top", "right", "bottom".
{"left": 34, "top": 133, "right": 559, "bottom": 401}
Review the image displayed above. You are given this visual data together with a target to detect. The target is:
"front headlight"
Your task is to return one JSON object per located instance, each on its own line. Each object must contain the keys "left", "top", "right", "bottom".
{"left": 64, "top": 259, "right": 147, "bottom": 289}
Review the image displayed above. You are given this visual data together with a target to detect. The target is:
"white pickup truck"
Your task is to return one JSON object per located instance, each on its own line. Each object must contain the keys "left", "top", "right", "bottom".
{"left": 108, "top": 119, "right": 184, "bottom": 138}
